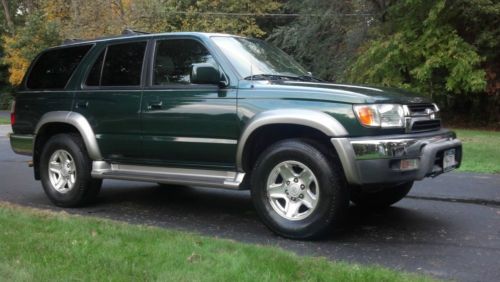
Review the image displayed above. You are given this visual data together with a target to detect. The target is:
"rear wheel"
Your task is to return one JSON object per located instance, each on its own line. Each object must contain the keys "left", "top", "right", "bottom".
{"left": 40, "top": 134, "right": 102, "bottom": 207}
{"left": 251, "top": 139, "right": 349, "bottom": 239}
{"left": 350, "top": 181, "right": 413, "bottom": 209}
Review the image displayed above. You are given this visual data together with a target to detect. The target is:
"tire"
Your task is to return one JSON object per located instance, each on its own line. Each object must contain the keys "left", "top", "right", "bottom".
{"left": 350, "top": 181, "right": 414, "bottom": 209}
{"left": 39, "top": 133, "right": 102, "bottom": 207}
{"left": 250, "top": 139, "right": 349, "bottom": 239}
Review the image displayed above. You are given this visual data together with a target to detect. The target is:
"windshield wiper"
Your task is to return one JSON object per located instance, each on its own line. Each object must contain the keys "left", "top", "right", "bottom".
{"left": 297, "top": 75, "right": 324, "bottom": 82}
{"left": 244, "top": 74, "right": 323, "bottom": 82}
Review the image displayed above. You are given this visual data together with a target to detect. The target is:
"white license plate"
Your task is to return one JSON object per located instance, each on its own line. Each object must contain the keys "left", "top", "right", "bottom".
{"left": 443, "top": 149, "right": 456, "bottom": 171}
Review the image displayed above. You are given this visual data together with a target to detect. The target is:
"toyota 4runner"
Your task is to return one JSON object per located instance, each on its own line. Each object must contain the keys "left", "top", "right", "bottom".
{"left": 9, "top": 31, "right": 462, "bottom": 239}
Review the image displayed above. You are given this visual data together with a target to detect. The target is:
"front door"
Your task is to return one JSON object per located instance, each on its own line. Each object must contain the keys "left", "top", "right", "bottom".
{"left": 141, "top": 38, "right": 238, "bottom": 169}
{"left": 74, "top": 40, "right": 147, "bottom": 162}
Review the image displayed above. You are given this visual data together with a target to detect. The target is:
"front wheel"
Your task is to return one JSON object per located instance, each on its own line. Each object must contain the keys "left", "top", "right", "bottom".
{"left": 251, "top": 139, "right": 349, "bottom": 239}
{"left": 39, "top": 134, "right": 102, "bottom": 207}
{"left": 350, "top": 181, "right": 414, "bottom": 209}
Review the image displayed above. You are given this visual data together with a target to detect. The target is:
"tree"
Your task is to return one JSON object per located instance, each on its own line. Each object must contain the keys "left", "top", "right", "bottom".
{"left": 1, "top": 0, "right": 281, "bottom": 87}
{"left": 268, "top": 0, "right": 377, "bottom": 81}
{"left": 348, "top": 0, "right": 487, "bottom": 95}
{"left": 2, "top": 11, "right": 60, "bottom": 85}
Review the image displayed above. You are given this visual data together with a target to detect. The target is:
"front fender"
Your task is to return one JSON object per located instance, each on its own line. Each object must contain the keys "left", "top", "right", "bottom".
{"left": 236, "top": 109, "right": 348, "bottom": 172}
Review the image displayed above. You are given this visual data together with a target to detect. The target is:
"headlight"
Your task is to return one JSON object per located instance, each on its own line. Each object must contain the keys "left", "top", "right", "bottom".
{"left": 353, "top": 104, "right": 404, "bottom": 128}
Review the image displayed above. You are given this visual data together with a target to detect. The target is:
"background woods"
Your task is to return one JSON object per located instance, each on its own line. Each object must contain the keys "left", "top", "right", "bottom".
{"left": 0, "top": 0, "right": 498, "bottom": 127}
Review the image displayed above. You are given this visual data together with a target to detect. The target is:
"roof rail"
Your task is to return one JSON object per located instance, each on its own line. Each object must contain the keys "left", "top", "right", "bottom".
{"left": 62, "top": 38, "right": 84, "bottom": 45}
{"left": 121, "top": 29, "right": 150, "bottom": 35}
{"left": 61, "top": 29, "right": 150, "bottom": 46}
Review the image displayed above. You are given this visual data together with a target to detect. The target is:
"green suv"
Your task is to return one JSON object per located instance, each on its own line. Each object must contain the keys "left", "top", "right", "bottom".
{"left": 9, "top": 31, "right": 462, "bottom": 239}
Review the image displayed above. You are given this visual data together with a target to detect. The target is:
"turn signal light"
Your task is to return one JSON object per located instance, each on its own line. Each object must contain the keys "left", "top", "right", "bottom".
{"left": 356, "top": 106, "right": 378, "bottom": 127}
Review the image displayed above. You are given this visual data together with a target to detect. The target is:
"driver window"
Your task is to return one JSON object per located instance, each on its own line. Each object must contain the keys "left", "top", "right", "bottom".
{"left": 153, "top": 39, "right": 215, "bottom": 85}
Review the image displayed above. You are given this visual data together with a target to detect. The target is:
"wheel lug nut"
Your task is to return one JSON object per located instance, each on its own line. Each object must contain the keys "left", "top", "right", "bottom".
{"left": 299, "top": 194, "right": 304, "bottom": 199}
{"left": 294, "top": 178, "right": 298, "bottom": 183}
{"left": 291, "top": 197, "right": 296, "bottom": 201}
{"left": 286, "top": 181, "right": 290, "bottom": 185}
{"left": 300, "top": 184, "right": 305, "bottom": 189}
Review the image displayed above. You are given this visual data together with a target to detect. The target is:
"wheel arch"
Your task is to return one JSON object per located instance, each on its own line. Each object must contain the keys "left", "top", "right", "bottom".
{"left": 33, "top": 111, "right": 102, "bottom": 179}
{"left": 237, "top": 109, "right": 348, "bottom": 172}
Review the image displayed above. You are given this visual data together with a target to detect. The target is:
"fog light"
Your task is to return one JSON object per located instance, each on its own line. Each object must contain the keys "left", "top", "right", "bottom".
{"left": 400, "top": 159, "right": 419, "bottom": 171}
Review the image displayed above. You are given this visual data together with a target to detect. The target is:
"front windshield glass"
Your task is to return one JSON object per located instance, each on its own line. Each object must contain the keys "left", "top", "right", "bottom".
{"left": 211, "top": 36, "right": 309, "bottom": 79}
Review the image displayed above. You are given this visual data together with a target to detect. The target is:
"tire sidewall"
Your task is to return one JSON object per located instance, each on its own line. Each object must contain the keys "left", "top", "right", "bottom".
{"left": 40, "top": 134, "right": 92, "bottom": 206}
{"left": 251, "top": 140, "right": 346, "bottom": 239}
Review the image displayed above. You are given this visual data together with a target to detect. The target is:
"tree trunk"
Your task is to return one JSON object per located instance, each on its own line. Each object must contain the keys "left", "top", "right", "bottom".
{"left": 1, "top": 0, "right": 14, "bottom": 32}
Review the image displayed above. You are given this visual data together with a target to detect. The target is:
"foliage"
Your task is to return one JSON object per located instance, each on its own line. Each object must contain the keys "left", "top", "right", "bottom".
{"left": 347, "top": 0, "right": 493, "bottom": 99}
{"left": 0, "top": 0, "right": 281, "bottom": 86}
{"left": 269, "top": 0, "right": 376, "bottom": 81}
{"left": 2, "top": 11, "right": 60, "bottom": 85}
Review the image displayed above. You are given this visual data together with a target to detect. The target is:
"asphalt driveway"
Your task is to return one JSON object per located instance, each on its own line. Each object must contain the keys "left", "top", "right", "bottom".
{"left": 1, "top": 124, "right": 499, "bottom": 282}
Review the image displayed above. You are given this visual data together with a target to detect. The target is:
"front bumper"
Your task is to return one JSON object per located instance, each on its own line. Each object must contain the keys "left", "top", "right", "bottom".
{"left": 331, "top": 129, "right": 462, "bottom": 186}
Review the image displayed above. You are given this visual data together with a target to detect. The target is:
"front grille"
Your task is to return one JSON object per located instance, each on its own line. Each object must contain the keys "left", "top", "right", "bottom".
{"left": 405, "top": 103, "right": 441, "bottom": 132}
{"left": 407, "top": 103, "right": 435, "bottom": 115}
{"left": 411, "top": 119, "right": 441, "bottom": 132}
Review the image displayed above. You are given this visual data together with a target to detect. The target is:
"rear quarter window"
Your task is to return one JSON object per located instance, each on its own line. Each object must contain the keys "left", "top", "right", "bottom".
{"left": 26, "top": 44, "right": 93, "bottom": 90}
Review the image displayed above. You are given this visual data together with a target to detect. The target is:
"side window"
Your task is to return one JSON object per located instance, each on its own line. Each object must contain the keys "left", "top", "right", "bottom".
{"left": 27, "top": 44, "right": 92, "bottom": 90}
{"left": 153, "top": 39, "right": 215, "bottom": 85}
{"left": 86, "top": 41, "right": 146, "bottom": 87}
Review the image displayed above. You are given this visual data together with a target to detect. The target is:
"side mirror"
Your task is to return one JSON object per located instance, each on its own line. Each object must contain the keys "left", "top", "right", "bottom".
{"left": 190, "top": 63, "right": 221, "bottom": 85}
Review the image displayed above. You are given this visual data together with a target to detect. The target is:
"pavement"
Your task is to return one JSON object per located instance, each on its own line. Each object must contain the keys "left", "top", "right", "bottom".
{"left": 0, "top": 110, "right": 8, "bottom": 119}
{"left": 1, "top": 124, "right": 499, "bottom": 282}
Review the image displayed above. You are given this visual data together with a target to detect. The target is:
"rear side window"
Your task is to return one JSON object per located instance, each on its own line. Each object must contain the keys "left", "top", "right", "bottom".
{"left": 86, "top": 41, "right": 146, "bottom": 87}
{"left": 27, "top": 44, "right": 93, "bottom": 90}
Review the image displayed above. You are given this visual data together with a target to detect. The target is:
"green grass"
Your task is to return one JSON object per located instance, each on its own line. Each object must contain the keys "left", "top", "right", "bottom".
{"left": 454, "top": 129, "right": 500, "bottom": 174}
{"left": 0, "top": 202, "right": 434, "bottom": 282}
{"left": 0, "top": 117, "right": 9, "bottom": 125}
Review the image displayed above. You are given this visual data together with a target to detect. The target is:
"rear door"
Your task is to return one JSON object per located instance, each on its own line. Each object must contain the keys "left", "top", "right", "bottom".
{"left": 141, "top": 37, "right": 239, "bottom": 169}
{"left": 74, "top": 40, "right": 148, "bottom": 161}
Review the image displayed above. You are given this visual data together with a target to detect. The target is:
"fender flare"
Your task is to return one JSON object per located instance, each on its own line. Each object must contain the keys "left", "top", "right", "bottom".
{"left": 35, "top": 111, "right": 103, "bottom": 160}
{"left": 236, "top": 109, "right": 348, "bottom": 172}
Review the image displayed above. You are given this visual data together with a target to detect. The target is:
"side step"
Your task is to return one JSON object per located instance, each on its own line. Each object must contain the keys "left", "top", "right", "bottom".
{"left": 91, "top": 161, "right": 245, "bottom": 190}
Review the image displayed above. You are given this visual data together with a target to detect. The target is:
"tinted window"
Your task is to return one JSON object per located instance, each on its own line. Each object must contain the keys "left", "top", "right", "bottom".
{"left": 27, "top": 44, "right": 92, "bottom": 89}
{"left": 100, "top": 41, "right": 146, "bottom": 86}
{"left": 154, "top": 39, "right": 214, "bottom": 85}
{"left": 85, "top": 51, "right": 104, "bottom": 86}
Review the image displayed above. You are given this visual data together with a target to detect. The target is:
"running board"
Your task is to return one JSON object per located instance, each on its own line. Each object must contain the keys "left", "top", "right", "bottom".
{"left": 91, "top": 161, "right": 245, "bottom": 190}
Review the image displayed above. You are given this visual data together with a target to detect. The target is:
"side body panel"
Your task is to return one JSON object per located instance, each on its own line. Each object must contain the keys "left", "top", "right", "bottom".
{"left": 72, "top": 42, "right": 145, "bottom": 162}
{"left": 140, "top": 35, "right": 239, "bottom": 169}
{"left": 141, "top": 88, "right": 239, "bottom": 169}
{"left": 12, "top": 91, "right": 74, "bottom": 135}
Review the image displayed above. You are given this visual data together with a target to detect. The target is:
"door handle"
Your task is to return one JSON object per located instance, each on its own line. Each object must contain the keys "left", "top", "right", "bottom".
{"left": 148, "top": 101, "right": 163, "bottom": 110}
{"left": 76, "top": 101, "right": 89, "bottom": 109}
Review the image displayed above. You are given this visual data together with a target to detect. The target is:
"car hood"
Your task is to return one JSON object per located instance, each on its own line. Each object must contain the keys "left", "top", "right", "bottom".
{"left": 242, "top": 80, "right": 432, "bottom": 104}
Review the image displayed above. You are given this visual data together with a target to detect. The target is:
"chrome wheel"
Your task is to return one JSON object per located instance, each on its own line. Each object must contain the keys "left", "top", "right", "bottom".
{"left": 266, "top": 161, "right": 319, "bottom": 221}
{"left": 48, "top": 149, "right": 77, "bottom": 193}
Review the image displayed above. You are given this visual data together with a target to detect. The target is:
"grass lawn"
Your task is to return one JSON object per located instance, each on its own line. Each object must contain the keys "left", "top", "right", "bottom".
{"left": 0, "top": 202, "right": 433, "bottom": 282}
{"left": 0, "top": 117, "right": 9, "bottom": 125}
{"left": 454, "top": 129, "right": 500, "bottom": 174}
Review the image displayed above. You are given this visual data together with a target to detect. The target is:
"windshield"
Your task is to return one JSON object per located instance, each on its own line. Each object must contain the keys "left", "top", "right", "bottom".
{"left": 211, "top": 36, "right": 309, "bottom": 79}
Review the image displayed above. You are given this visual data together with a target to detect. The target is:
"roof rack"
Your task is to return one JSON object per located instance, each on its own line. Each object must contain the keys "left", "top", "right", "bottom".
{"left": 62, "top": 29, "right": 150, "bottom": 45}
{"left": 62, "top": 38, "right": 85, "bottom": 45}
{"left": 121, "top": 28, "right": 150, "bottom": 35}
